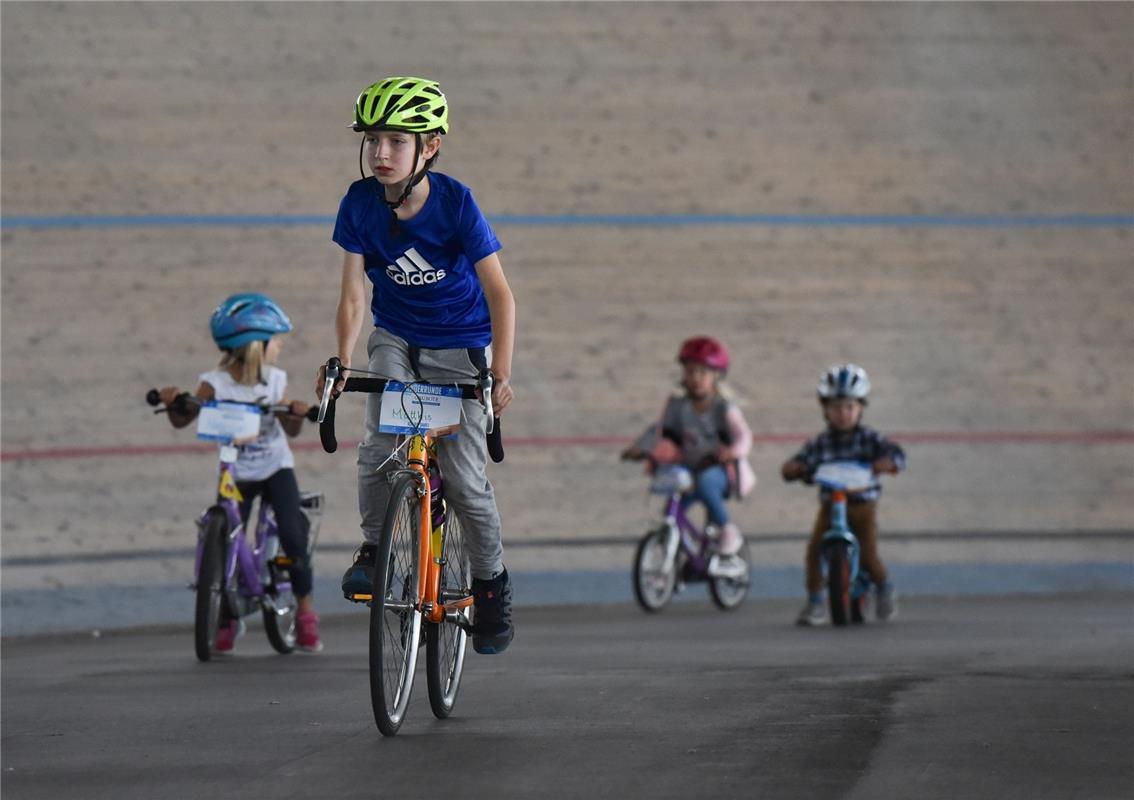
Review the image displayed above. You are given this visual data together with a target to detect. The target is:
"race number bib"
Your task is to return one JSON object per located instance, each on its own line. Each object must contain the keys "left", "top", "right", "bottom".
{"left": 196, "top": 401, "right": 261, "bottom": 443}
{"left": 814, "top": 461, "right": 874, "bottom": 491}
{"left": 378, "top": 381, "right": 464, "bottom": 435}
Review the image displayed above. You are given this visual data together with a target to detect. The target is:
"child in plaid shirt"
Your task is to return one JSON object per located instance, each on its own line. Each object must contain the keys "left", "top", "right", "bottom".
{"left": 782, "top": 364, "right": 906, "bottom": 625}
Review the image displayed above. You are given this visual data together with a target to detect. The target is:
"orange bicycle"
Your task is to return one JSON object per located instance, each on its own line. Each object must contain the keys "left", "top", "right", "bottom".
{"left": 317, "top": 357, "right": 503, "bottom": 736}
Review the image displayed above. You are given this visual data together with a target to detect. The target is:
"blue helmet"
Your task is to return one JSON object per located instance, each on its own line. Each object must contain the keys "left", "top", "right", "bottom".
{"left": 209, "top": 293, "right": 292, "bottom": 350}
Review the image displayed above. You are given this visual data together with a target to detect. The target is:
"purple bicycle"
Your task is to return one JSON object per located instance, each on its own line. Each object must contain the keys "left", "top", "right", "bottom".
{"left": 146, "top": 390, "right": 323, "bottom": 662}
{"left": 631, "top": 465, "right": 751, "bottom": 612}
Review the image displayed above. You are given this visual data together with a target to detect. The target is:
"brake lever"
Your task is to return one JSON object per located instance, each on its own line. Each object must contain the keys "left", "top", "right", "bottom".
{"left": 318, "top": 357, "right": 342, "bottom": 424}
{"left": 477, "top": 369, "right": 495, "bottom": 434}
{"left": 146, "top": 388, "right": 193, "bottom": 415}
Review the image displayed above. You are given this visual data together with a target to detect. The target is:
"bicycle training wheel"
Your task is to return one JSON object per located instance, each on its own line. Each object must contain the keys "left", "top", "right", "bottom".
{"left": 708, "top": 539, "right": 752, "bottom": 611}
{"left": 370, "top": 473, "right": 423, "bottom": 736}
{"left": 194, "top": 509, "right": 228, "bottom": 662}
{"left": 426, "top": 504, "right": 471, "bottom": 719}
{"left": 633, "top": 527, "right": 676, "bottom": 612}
{"left": 826, "top": 542, "right": 852, "bottom": 627}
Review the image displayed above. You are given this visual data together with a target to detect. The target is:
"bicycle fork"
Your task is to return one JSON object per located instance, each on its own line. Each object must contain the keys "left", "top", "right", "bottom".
{"left": 821, "top": 494, "right": 864, "bottom": 593}
{"left": 661, "top": 519, "right": 682, "bottom": 581}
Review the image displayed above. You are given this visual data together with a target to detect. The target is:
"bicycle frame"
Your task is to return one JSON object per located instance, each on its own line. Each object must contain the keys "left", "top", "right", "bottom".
{"left": 406, "top": 434, "right": 473, "bottom": 625}
{"left": 819, "top": 489, "right": 871, "bottom": 603}
{"left": 348, "top": 432, "right": 472, "bottom": 624}
{"left": 660, "top": 492, "right": 716, "bottom": 580}
{"left": 192, "top": 451, "right": 288, "bottom": 611}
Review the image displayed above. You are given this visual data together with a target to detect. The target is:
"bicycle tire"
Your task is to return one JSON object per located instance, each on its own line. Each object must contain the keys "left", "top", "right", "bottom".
{"left": 262, "top": 557, "right": 297, "bottom": 655}
{"left": 194, "top": 509, "right": 227, "bottom": 662}
{"left": 708, "top": 540, "right": 752, "bottom": 611}
{"left": 370, "top": 473, "right": 423, "bottom": 736}
{"left": 426, "top": 505, "right": 470, "bottom": 719}
{"left": 826, "top": 542, "right": 852, "bottom": 627}
{"left": 633, "top": 528, "right": 676, "bottom": 612}
{"left": 850, "top": 571, "right": 871, "bottom": 624}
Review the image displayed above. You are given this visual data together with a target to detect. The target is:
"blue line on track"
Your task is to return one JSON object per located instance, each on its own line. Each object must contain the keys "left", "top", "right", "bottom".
{"left": 1, "top": 213, "right": 1132, "bottom": 230}
{"left": 2, "top": 562, "right": 1130, "bottom": 636}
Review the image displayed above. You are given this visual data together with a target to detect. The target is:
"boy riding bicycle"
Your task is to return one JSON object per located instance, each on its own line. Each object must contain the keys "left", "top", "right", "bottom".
{"left": 317, "top": 77, "right": 516, "bottom": 655}
{"left": 781, "top": 363, "right": 906, "bottom": 626}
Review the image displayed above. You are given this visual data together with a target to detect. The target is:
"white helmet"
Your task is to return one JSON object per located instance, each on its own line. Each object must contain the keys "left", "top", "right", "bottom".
{"left": 817, "top": 363, "right": 871, "bottom": 402}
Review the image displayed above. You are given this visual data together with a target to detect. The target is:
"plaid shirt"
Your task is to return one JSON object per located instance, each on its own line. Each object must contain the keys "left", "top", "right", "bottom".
{"left": 788, "top": 424, "right": 906, "bottom": 503}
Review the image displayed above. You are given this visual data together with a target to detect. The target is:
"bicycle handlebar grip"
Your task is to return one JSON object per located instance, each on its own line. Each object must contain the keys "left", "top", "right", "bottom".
{"left": 319, "top": 396, "right": 338, "bottom": 453}
{"left": 145, "top": 388, "right": 161, "bottom": 407}
{"left": 487, "top": 416, "right": 504, "bottom": 463}
{"left": 304, "top": 406, "right": 320, "bottom": 422}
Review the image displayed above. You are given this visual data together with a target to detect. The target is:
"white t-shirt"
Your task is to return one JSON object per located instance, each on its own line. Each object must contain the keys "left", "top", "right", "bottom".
{"left": 199, "top": 366, "right": 295, "bottom": 482}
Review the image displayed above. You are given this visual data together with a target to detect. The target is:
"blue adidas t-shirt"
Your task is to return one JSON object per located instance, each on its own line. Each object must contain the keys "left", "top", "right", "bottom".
{"left": 332, "top": 172, "right": 502, "bottom": 349}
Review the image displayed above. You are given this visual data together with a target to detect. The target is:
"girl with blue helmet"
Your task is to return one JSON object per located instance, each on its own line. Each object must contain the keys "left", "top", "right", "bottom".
{"left": 158, "top": 293, "right": 323, "bottom": 653}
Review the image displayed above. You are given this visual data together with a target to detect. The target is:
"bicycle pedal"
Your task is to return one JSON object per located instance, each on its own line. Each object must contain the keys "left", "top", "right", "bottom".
{"left": 347, "top": 592, "right": 373, "bottom": 604}
{"left": 454, "top": 617, "right": 474, "bottom": 634}
{"left": 272, "top": 555, "right": 293, "bottom": 566}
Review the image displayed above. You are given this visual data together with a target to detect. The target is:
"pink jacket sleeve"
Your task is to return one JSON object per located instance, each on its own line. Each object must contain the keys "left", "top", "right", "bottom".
{"left": 724, "top": 405, "right": 753, "bottom": 459}
{"left": 724, "top": 405, "right": 757, "bottom": 497}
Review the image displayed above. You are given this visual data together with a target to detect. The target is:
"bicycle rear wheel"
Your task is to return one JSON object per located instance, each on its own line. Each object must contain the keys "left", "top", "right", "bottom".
{"left": 370, "top": 473, "right": 423, "bottom": 736}
{"left": 709, "top": 539, "right": 752, "bottom": 611}
{"left": 263, "top": 560, "right": 297, "bottom": 655}
{"left": 426, "top": 505, "right": 470, "bottom": 719}
{"left": 633, "top": 527, "right": 676, "bottom": 612}
{"left": 194, "top": 509, "right": 227, "bottom": 662}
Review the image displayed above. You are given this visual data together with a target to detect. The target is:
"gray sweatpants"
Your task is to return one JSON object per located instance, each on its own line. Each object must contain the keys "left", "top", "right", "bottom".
{"left": 357, "top": 327, "right": 504, "bottom": 580}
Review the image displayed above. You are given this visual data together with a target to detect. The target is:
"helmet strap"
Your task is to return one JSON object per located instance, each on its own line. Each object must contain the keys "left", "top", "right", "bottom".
{"left": 385, "top": 134, "right": 425, "bottom": 211}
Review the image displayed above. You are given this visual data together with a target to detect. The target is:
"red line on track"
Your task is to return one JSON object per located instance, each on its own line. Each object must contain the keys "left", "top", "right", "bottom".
{"left": 2, "top": 430, "right": 1132, "bottom": 462}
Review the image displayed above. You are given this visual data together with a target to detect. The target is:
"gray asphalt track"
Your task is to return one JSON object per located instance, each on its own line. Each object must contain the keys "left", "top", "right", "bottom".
{"left": 3, "top": 594, "right": 1132, "bottom": 800}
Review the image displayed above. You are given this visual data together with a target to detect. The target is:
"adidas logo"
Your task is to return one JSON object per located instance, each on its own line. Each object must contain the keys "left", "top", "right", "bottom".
{"left": 385, "top": 247, "right": 447, "bottom": 286}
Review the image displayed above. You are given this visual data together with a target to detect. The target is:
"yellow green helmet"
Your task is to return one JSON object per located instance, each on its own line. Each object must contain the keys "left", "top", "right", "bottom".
{"left": 351, "top": 77, "right": 448, "bottom": 134}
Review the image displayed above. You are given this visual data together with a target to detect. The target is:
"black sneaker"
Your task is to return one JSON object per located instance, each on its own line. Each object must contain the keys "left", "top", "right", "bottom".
{"left": 342, "top": 543, "right": 377, "bottom": 601}
{"left": 471, "top": 567, "right": 514, "bottom": 654}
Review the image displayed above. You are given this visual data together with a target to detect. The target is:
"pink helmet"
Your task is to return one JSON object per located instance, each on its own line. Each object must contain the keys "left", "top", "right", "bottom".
{"left": 677, "top": 336, "right": 730, "bottom": 372}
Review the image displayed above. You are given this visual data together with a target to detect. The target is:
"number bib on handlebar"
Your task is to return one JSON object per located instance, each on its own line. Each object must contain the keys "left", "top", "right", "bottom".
{"left": 378, "top": 381, "right": 464, "bottom": 435}
{"left": 814, "top": 461, "right": 874, "bottom": 491}
{"left": 196, "top": 401, "right": 261, "bottom": 442}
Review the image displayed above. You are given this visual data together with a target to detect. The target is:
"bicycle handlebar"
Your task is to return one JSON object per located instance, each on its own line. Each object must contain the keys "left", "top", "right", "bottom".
{"left": 145, "top": 389, "right": 319, "bottom": 421}
{"left": 316, "top": 358, "right": 504, "bottom": 462}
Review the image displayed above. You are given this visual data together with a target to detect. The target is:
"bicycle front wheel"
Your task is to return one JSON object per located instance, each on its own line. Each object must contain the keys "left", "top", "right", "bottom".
{"left": 370, "top": 473, "right": 423, "bottom": 736}
{"left": 826, "top": 542, "right": 852, "bottom": 627}
{"left": 426, "top": 505, "right": 470, "bottom": 719}
{"left": 194, "top": 509, "right": 227, "bottom": 662}
{"left": 633, "top": 527, "right": 676, "bottom": 612}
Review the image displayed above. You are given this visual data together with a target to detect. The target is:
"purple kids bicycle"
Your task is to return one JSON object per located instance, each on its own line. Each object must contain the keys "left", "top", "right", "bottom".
{"left": 146, "top": 389, "right": 323, "bottom": 661}
{"left": 632, "top": 465, "right": 752, "bottom": 612}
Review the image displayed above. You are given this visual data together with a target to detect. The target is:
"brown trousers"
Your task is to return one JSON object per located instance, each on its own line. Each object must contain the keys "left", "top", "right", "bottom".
{"left": 805, "top": 501, "right": 888, "bottom": 594}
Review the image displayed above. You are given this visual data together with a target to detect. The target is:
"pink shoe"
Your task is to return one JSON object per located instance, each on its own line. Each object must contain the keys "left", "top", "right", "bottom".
{"left": 213, "top": 618, "right": 245, "bottom": 655}
{"left": 296, "top": 610, "right": 323, "bottom": 653}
